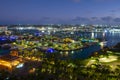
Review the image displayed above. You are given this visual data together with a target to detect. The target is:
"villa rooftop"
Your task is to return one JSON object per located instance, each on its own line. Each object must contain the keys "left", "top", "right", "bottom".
{"left": 0, "top": 55, "right": 20, "bottom": 62}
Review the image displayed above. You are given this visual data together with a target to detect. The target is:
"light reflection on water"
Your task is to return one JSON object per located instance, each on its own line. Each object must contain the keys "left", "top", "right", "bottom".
{"left": 59, "top": 45, "right": 100, "bottom": 59}
{"left": 56, "top": 31, "right": 120, "bottom": 59}
{"left": 56, "top": 31, "right": 120, "bottom": 47}
{"left": 104, "top": 32, "right": 120, "bottom": 47}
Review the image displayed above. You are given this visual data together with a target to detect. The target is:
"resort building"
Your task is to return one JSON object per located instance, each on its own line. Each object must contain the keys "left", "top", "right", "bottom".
{"left": 0, "top": 26, "right": 7, "bottom": 32}
{"left": 0, "top": 55, "right": 23, "bottom": 72}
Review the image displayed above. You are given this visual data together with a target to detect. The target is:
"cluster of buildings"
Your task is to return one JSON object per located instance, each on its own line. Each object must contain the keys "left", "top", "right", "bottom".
{"left": 0, "top": 50, "right": 23, "bottom": 72}
{"left": 0, "top": 24, "right": 120, "bottom": 72}
{"left": 1, "top": 24, "right": 120, "bottom": 34}
{"left": 0, "top": 26, "right": 7, "bottom": 32}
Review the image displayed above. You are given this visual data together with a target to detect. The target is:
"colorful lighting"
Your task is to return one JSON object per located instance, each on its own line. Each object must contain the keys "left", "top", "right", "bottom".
{"left": 46, "top": 48, "right": 54, "bottom": 53}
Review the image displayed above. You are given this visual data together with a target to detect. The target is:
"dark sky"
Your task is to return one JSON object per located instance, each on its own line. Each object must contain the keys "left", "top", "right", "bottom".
{"left": 0, "top": 0, "right": 120, "bottom": 24}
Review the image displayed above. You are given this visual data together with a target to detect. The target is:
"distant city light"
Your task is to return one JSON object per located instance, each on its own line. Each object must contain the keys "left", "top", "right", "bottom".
{"left": 104, "top": 30, "right": 107, "bottom": 33}
{"left": 42, "top": 30, "right": 45, "bottom": 33}
{"left": 19, "top": 27, "right": 24, "bottom": 30}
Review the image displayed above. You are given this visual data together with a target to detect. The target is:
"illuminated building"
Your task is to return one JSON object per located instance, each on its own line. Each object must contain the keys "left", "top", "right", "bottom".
{"left": 0, "top": 55, "right": 23, "bottom": 72}
{"left": 0, "top": 26, "right": 7, "bottom": 32}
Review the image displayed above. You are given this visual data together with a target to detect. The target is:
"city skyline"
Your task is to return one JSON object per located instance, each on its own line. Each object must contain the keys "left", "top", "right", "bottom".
{"left": 1, "top": 0, "right": 120, "bottom": 24}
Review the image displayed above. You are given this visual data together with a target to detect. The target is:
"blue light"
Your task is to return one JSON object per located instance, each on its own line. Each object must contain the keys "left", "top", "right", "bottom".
{"left": 34, "top": 32, "right": 42, "bottom": 36}
{"left": 10, "top": 36, "right": 16, "bottom": 39}
{"left": 0, "top": 37, "right": 7, "bottom": 41}
{"left": 9, "top": 36, "right": 16, "bottom": 41}
{"left": 46, "top": 48, "right": 54, "bottom": 53}
{"left": 1, "top": 38, "right": 6, "bottom": 40}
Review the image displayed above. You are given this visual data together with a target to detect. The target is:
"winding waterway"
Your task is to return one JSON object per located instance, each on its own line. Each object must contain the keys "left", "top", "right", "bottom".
{"left": 56, "top": 31, "right": 120, "bottom": 59}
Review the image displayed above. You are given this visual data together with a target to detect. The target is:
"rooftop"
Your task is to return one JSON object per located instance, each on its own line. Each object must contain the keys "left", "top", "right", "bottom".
{"left": 0, "top": 55, "right": 20, "bottom": 62}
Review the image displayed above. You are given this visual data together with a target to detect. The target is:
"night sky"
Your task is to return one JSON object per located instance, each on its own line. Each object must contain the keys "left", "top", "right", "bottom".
{"left": 0, "top": 0, "right": 120, "bottom": 24}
